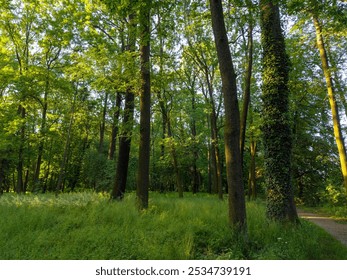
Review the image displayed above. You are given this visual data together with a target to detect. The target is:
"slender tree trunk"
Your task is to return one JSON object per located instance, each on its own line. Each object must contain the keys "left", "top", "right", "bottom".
{"left": 157, "top": 11, "right": 167, "bottom": 160}
{"left": 260, "top": 0, "right": 298, "bottom": 222}
{"left": 16, "top": 105, "right": 26, "bottom": 194}
{"left": 108, "top": 92, "right": 122, "bottom": 160}
{"left": 247, "top": 107, "right": 257, "bottom": 200}
{"left": 137, "top": 0, "right": 151, "bottom": 210}
{"left": 313, "top": 16, "right": 347, "bottom": 194}
{"left": 99, "top": 91, "right": 109, "bottom": 154}
{"left": 191, "top": 91, "right": 199, "bottom": 194}
{"left": 325, "top": 40, "right": 347, "bottom": 119}
{"left": 209, "top": 107, "right": 223, "bottom": 199}
{"left": 56, "top": 87, "right": 76, "bottom": 193}
{"left": 34, "top": 74, "right": 49, "bottom": 191}
{"left": 240, "top": 21, "right": 253, "bottom": 162}
{"left": 167, "top": 116, "right": 184, "bottom": 198}
{"left": 248, "top": 139, "right": 257, "bottom": 201}
{"left": 209, "top": 0, "right": 246, "bottom": 229}
{"left": 202, "top": 83, "right": 222, "bottom": 198}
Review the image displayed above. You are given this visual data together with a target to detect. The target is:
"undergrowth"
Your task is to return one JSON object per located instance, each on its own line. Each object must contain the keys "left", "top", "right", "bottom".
{"left": 0, "top": 192, "right": 346, "bottom": 260}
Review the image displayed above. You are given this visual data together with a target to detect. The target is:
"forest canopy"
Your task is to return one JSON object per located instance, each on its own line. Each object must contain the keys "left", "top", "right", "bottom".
{"left": 0, "top": 0, "right": 347, "bottom": 210}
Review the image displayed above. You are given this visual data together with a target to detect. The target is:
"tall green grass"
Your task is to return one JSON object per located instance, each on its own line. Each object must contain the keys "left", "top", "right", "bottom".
{"left": 0, "top": 192, "right": 346, "bottom": 259}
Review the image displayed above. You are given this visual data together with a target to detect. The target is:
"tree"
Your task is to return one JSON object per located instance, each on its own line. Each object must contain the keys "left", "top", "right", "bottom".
{"left": 260, "top": 0, "right": 298, "bottom": 222}
{"left": 209, "top": 0, "right": 246, "bottom": 229}
{"left": 240, "top": 1, "right": 255, "bottom": 164}
{"left": 110, "top": 13, "right": 136, "bottom": 200}
{"left": 312, "top": 14, "right": 347, "bottom": 195}
{"left": 136, "top": 0, "right": 151, "bottom": 209}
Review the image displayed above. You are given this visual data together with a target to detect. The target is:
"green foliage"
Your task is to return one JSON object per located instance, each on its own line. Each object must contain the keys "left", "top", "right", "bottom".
{"left": 0, "top": 0, "right": 346, "bottom": 211}
{"left": 0, "top": 192, "right": 346, "bottom": 260}
{"left": 320, "top": 184, "right": 347, "bottom": 206}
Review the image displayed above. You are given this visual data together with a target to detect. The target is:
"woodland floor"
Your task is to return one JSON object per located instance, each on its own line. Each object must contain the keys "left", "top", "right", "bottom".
{"left": 298, "top": 209, "right": 347, "bottom": 247}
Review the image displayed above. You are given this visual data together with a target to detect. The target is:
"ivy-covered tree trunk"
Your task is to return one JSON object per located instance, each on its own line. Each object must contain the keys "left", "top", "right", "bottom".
{"left": 136, "top": 0, "right": 151, "bottom": 210}
{"left": 260, "top": 0, "right": 298, "bottom": 222}
{"left": 209, "top": 0, "right": 246, "bottom": 229}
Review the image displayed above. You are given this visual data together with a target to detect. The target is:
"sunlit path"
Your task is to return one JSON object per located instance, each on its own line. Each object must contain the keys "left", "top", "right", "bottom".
{"left": 298, "top": 209, "right": 347, "bottom": 247}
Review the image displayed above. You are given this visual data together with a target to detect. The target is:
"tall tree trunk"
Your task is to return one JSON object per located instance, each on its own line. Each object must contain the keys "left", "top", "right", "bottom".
{"left": 110, "top": 14, "right": 136, "bottom": 200}
{"left": 260, "top": 0, "right": 298, "bottom": 222}
{"left": 313, "top": 16, "right": 347, "bottom": 194}
{"left": 137, "top": 0, "right": 151, "bottom": 210}
{"left": 209, "top": 0, "right": 246, "bottom": 229}
{"left": 240, "top": 21, "right": 253, "bottom": 163}
{"left": 34, "top": 74, "right": 49, "bottom": 191}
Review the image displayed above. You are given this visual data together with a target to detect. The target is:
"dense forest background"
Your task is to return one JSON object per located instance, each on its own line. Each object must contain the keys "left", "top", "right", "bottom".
{"left": 0, "top": 0, "right": 346, "bottom": 211}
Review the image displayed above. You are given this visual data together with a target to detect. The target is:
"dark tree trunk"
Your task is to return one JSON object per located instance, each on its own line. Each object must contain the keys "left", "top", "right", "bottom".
{"left": 137, "top": 0, "right": 151, "bottom": 210}
{"left": 209, "top": 0, "right": 247, "bottom": 229}
{"left": 110, "top": 13, "right": 136, "bottom": 200}
{"left": 110, "top": 89, "right": 134, "bottom": 200}
{"left": 260, "top": 0, "right": 298, "bottom": 222}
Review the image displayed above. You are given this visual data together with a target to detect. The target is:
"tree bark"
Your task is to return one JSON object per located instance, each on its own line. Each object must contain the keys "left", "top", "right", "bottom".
{"left": 240, "top": 21, "right": 253, "bottom": 163}
{"left": 137, "top": 0, "right": 151, "bottom": 210}
{"left": 313, "top": 16, "right": 347, "bottom": 194}
{"left": 209, "top": 0, "right": 247, "bottom": 229}
{"left": 110, "top": 14, "right": 136, "bottom": 200}
{"left": 260, "top": 0, "right": 298, "bottom": 222}
{"left": 110, "top": 89, "right": 134, "bottom": 200}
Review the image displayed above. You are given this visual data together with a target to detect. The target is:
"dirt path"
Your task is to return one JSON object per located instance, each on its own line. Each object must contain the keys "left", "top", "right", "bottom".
{"left": 298, "top": 209, "right": 347, "bottom": 247}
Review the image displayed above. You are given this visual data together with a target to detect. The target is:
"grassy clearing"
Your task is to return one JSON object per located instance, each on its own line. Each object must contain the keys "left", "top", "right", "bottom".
{"left": 0, "top": 192, "right": 346, "bottom": 260}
